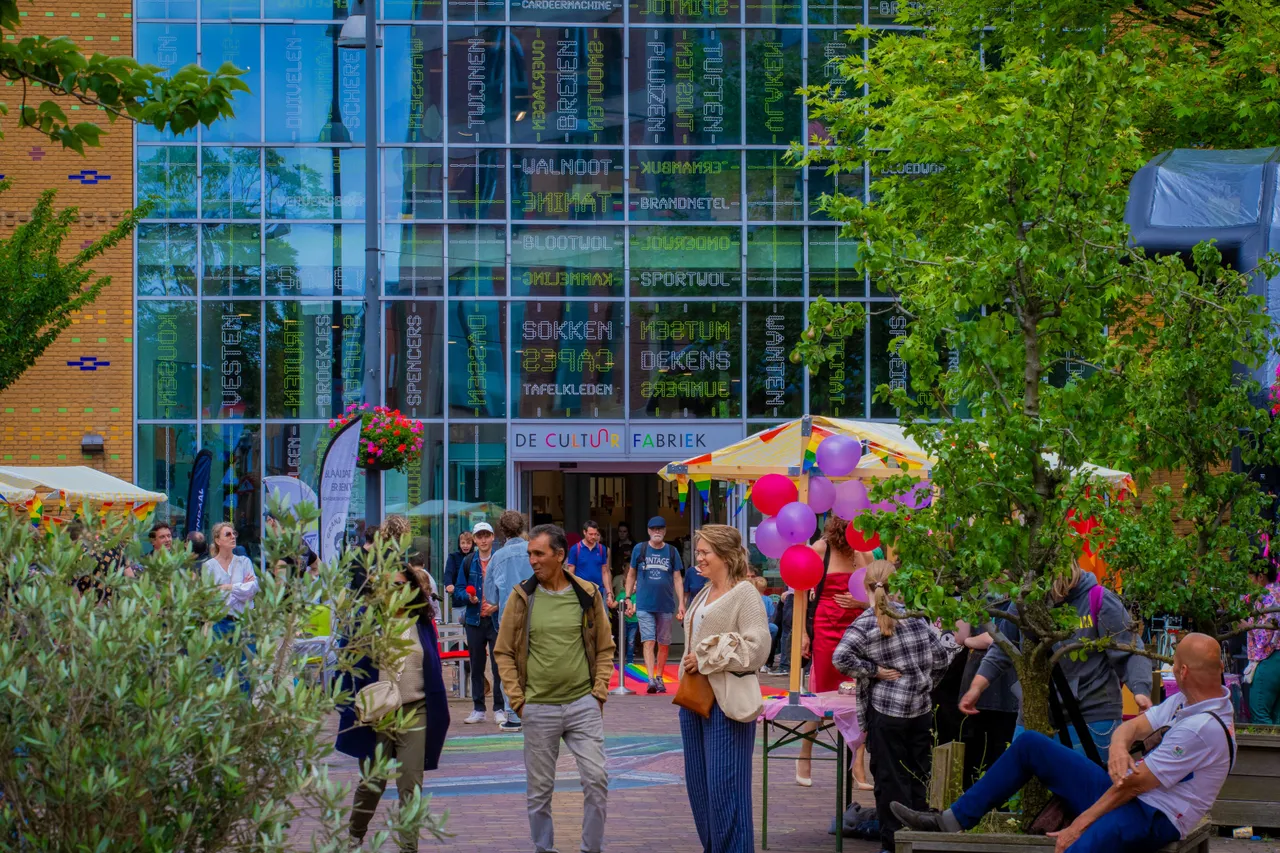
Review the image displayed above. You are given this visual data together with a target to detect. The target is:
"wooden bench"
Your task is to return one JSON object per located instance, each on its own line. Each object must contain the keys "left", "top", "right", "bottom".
{"left": 895, "top": 818, "right": 1211, "bottom": 853}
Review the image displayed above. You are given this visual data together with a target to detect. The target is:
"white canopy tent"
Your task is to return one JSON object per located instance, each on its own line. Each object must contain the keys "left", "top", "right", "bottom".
{"left": 0, "top": 466, "right": 167, "bottom": 507}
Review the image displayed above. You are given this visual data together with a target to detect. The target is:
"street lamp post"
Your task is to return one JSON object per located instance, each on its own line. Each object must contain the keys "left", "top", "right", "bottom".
{"left": 339, "top": 1, "right": 383, "bottom": 529}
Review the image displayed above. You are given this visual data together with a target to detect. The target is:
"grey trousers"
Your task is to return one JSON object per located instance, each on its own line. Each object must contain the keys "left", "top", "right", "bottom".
{"left": 522, "top": 693, "right": 609, "bottom": 853}
{"left": 350, "top": 698, "right": 427, "bottom": 852}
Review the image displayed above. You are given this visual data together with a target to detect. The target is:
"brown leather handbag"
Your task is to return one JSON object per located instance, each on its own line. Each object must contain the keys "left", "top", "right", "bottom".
{"left": 673, "top": 669, "right": 715, "bottom": 718}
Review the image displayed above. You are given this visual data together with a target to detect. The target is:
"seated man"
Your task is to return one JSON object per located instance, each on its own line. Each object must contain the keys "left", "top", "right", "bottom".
{"left": 893, "top": 633, "right": 1235, "bottom": 853}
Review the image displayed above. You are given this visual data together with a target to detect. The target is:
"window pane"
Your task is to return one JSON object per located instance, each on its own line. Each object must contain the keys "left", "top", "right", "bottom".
{"left": 629, "top": 301, "right": 742, "bottom": 419}
{"left": 448, "top": 301, "right": 508, "bottom": 417}
{"left": 138, "top": 146, "right": 198, "bottom": 218}
{"left": 386, "top": 301, "right": 446, "bottom": 418}
{"left": 514, "top": 300, "right": 624, "bottom": 418}
{"left": 201, "top": 301, "right": 262, "bottom": 419}
{"left": 510, "top": 224, "right": 623, "bottom": 298}
{"left": 746, "top": 0, "right": 800, "bottom": 24}
{"left": 629, "top": 150, "right": 741, "bottom": 222}
{"left": 385, "top": 148, "right": 444, "bottom": 220}
{"left": 745, "top": 30, "right": 802, "bottom": 145}
{"left": 265, "top": 0, "right": 345, "bottom": 20}
{"left": 628, "top": 226, "right": 742, "bottom": 297}
{"left": 263, "top": 423, "right": 332, "bottom": 500}
{"left": 869, "top": 304, "right": 908, "bottom": 419}
{"left": 203, "top": 0, "right": 259, "bottom": 19}
{"left": 513, "top": 149, "right": 624, "bottom": 221}
{"left": 137, "top": 302, "right": 198, "bottom": 420}
{"left": 810, "top": 303, "right": 865, "bottom": 418}
{"left": 137, "top": 25, "right": 198, "bottom": 142}
{"left": 809, "top": 227, "right": 864, "bottom": 297}
{"left": 448, "top": 424, "right": 506, "bottom": 541}
{"left": 447, "top": 26, "right": 506, "bottom": 143}
{"left": 384, "top": 26, "right": 445, "bottom": 142}
{"left": 510, "top": 28, "right": 626, "bottom": 145}
{"left": 138, "top": 224, "right": 198, "bottom": 296}
{"left": 201, "top": 423, "right": 262, "bottom": 556}
{"left": 382, "top": 424, "right": 447, "bottom": 583}
{"left": 448, "top": 149, "right": 507, "bottom": 220}
{"left": 138, "top": 0, "right": 196, "bottom": 18}
{"left": 808, "top": 161, "right": 863, "bottom": 221}
{"left": 201, "top": 224, "right": 262, "bottom": 296}
{"left": 383, "top": 0, "right": 444, "bottom": 20}
{"left": 746, "top": 150, "right": 803, "bottom": 221}
{"left": 511, "top": 0, "right": 622, "bottom": 23}
{"left": 266, "top": 148, "right": 367, "bottom": 220}
{"left": 746, "top": 301, "right": 802, "bottom": 418}
{"left": 265, "top": 223, "right": 365, "bottom": 297}
{"left": 448, "top": 0, "right": 504, "bottom": 21}
{"left": 203, "top": 25, "right": 261, "bottom": 143}
{"left": 809, "top": 0, "right": 862, "bottom": 25}
{"left": 203, "top": 147, "right": 263, "bottom": 219}
{"left": 630, "top": 0, "right": 741, "bottom": 24}
{"left": 808, "top": 30, "right": 861, "bottom": 142}
{"left": 137, "top": 425, "right": 199, "bottom": 532}
{"left": 448, "top": 225, "right": 506, "bottom": 296}
{"left": 745, "top": 226, "right": 803, "bottom": 297}
{"left": 385, "top": 224, "right": 445, "bottom": 296}
{"left": 627, "top": 28, "right": 739, "bottom": 145}
{"left": 264, "top": 26, "right": 366, "bottom": 143}
{"left": 265, "top": 301, "right": 365, "bottom": 418}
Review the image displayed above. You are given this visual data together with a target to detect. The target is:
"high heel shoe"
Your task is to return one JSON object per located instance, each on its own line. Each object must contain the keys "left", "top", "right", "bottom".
{"left": 795, "top": 759, "right": 812, "bottom": 787}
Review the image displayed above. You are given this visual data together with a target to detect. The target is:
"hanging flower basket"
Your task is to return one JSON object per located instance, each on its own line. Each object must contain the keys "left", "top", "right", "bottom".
{"left": 326, "top": 405, "right": 425, "bottom": 473}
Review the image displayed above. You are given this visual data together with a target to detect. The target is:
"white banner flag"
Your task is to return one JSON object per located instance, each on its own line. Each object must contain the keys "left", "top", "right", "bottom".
{"left": 318, "top": 419, "right": 361, "bottom": 564}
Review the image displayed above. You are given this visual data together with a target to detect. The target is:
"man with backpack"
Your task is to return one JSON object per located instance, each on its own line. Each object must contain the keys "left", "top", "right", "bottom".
{"left": 623, "top": 516, "right": 686, "bottom": 694}
{"left": 451, "top": 521, "right": 506, "bottom": 725}
{"left": 567, "top": 520, "right": 613, "bottom": 608}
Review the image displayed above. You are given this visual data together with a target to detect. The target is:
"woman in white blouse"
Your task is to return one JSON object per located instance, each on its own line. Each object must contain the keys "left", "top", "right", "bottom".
{"left": 203, "top": 522, "right": 259, "bottom": 633}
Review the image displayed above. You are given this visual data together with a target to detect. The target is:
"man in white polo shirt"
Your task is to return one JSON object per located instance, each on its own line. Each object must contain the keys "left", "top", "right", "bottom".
{"left": 892, "top": 632, "right": 1234, "bottom": 853}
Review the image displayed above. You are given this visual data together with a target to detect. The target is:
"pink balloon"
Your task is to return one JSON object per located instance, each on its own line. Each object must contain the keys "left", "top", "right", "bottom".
{"left": 755, "top": 518, "right": 789, "bottom": 559}
{"left": 753, "top": 473, "right": 799, "bottom": 517}
{"left": 780, "top": 544, "right": 824, "bottom": 590}
{"left": 833, "top": 479, "right": 870, "bottom": 520}
{"left": 808, "top": 475, "right": 836, "bottom": 514}
{"left": 847, "top": 567, "right": 868, "bottom": 603}
{"left": 816, "top": 435, "right": 863, "bottom": 477}
{"left": 776, "top": 501, "right": 818, "bottom": 545}
{"left": 894, "top": 480, "right": 933, "bottom": 511}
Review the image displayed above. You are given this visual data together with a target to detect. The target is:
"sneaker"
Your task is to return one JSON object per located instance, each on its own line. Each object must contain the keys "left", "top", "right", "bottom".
{"left": 463, "top": 709, "right": 486, "bottom": 724}
{"left": 646, "top": 681, "right": 658, "bottom": 694}
{"left": 760, "top": 666, "right": 771, "bottom": 675}
{"left": 889, "top": 803, "right": 960, "bottom": 834}
{"left": 656, "top": 677, "right": 667, "bottom": 694}
{"left": 499, "top": 719, "right": 523, "bottom": 733}
{"left": 775, "top": 669, "right": 790, "bottom": 677}
{"left": 494, "top": 710, "right": 508, "bottom": 726}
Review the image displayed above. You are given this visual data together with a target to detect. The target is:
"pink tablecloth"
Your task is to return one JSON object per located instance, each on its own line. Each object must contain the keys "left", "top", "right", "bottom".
{"left": 761, "top": 691, "right": 864, "bottom": 749}
{"left": 1163, "top": 673, "right": 1239, "bottom": 698}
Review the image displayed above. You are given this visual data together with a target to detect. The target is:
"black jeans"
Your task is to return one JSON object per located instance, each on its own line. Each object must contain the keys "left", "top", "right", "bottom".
{"left": 466, "top": 618, "right": 503, "bottom": 712}
{"left": 866, "top": 706, "right": 933, "bottom": 853}
{"left": 961, "top": 709, "right": 1019, "bottom": 789}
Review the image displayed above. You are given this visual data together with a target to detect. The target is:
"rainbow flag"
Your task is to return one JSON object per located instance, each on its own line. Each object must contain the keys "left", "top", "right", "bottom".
{"left": 677, "top": 476, "right": 689, "bottom": 513}
{"left": 693, "top": 475, "right": 711, "bottom": 519}
{"left": 26, "top": 495, "right": 43, "bottom": 525}
{"left": 803, "top": 432, "right": 822, "bottom": 472}
{"left": 131, "top": 501, "right": 156, "bottom": 521}
{"left": 740, "top": 481, "right": 752, "bottom": 513}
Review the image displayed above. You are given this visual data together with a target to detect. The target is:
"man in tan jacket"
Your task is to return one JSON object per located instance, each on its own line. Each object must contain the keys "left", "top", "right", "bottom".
{"left": 494, "top": 524, "right": 616, "bottom": 853}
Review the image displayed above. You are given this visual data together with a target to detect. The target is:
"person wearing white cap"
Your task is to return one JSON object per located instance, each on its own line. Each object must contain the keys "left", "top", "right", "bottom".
{"left": 451, "top": 520, "right": 506, "bottom": 724}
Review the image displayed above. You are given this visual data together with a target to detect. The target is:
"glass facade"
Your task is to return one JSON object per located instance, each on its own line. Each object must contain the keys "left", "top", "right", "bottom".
{"left": 134, "top": 0, "right": 900, "bottom": 572}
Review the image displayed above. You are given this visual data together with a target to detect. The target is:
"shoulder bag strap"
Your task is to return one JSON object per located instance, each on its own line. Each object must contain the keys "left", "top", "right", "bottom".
{"left": 1051, "top": 663, "right": 1105, "bottom": 768}
{"left": 1205, "top": 711, "right": 1236, "bottom": 772}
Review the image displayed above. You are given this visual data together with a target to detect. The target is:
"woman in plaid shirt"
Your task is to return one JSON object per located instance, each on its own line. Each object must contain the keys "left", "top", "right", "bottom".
{"left": 833, "top": 559, "right": 969, "bottom": 853}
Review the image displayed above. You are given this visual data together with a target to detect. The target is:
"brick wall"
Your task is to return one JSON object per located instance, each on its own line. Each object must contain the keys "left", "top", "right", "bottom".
{"left": 0, "top": 1, "right": 135, "bottom": 477}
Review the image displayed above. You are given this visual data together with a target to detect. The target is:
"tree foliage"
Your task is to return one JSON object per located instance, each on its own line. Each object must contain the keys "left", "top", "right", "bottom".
{"left": 0, "top": 499, "right": 447, "bottom": 851}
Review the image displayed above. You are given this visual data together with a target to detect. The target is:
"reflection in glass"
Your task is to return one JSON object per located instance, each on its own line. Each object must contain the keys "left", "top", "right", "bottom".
{"left": 383, "top": 0, "right": 444, "bottom": 20}
{"left": 746, "top": 301, "right": 803, "bottom": 417}
{"left": 627, "top": 28, "right": 740, "bottom": 146}
{"left": 510, "top": 0, "right": 622, "bottom": 23}
{"left": 136, "top": 24, "right": 198, "bottom": 142}
{"left": 809, "top": 227, "right": 864, "bottom": 297}
{"left": 265, "top": 301, "right": 364, "bottom": 418}
{"left": 447, "top": 26, "right": 505, "bottom": 142}
{"left": 509, "top": 28, "right": 625, "bottom": 145}
{"left": 746, "top": 150, "right": 803, "bottom": 221}
{"left": 746, "top": 226, "right": 803, "bottom": 297}
{"left": 629, "top": 150, "right": 741, "bottom": 222}
{"left": 448, "top": 225, "right": 506, "bottom": 296}
{"left": 203, "top": 24, "right": 261, "bottom": 143}
{"left": 137, "top": 425, "right": 198, "bottom": 531}
{"left": 512, "top": 149, "right": 624, "bottom": 221}
{"left": 448, "top": 149, "right": 507, "bottom": 220}
{"left": 382, "top": 423, "right": 446, "bottom": 580}
{"left": 202, "top": 0, "right": 259, "bottom": 18}
{"left": 808, "top": 161, "right": 864, "bottom": 221}
{"left": 629, "top": 301, "right": 742, "bottom": 419}
{"left": 201, "top": 224, "right": 262, "bottom": 296}
{"left": 201, "top": 301, "right": 262, "bottom": 419}
{"left": 138, "top": 147, "right": 198, "bottom": 218}
{"left": 385, "top": 301, "right": 445, "bottom": 418}
{"left": 384, "top": 26, "right": 445, "bottom": 142}
{"left": 384, "top": 148, "right": 444, "bottom": 220}
{"left": 385, "top": 225, "right": 445, "bottom": 296}
{"left": 447, "top": 0, "right": 504, "bottom": 21}
{"left": 264, "top": 26, "right": 365, "bottom": 144}
{"left": 264, "top": 423, "right": 331, "bottom": 501}
{"left": 139, "top": 0, "right": 197, "bottom": 18}
{"left": 628, "top": 226, "right": 742, "bottom": 297}
{"left": 203, "top": 148, "right": 263, "bottom": 219}
{"left": 745, "top": 30, "right": 803, "bottom": 145}
{"left": 513, "top": 300, "right": 623, "bottom": 418}
{"left": 808, "top": 30, "right": 861, "bottom": 143}
{"left": 448, "top": 301, "right": 507, "bottom": 417}
{"left": 746, "top": 0, "right": 801, "bottom": 24}
{"left": 510, "top": 224, "right": 623, "bottom": 297}
{"left": 870, "top": 304, "right": 908, "bottom": 419}
{"left": 265, "top": 224, "right": 365, "bottom": 297}
{"left": 810, "top": 302, "right": 865, "bottom": 418}
{"left": 265, "top": 0, "right": 346, "bottom": 21}
{"left": 138, "top": 302, "right": 198, "bottom": 420}
{"left": 138, "top": 224, "right": 198, "bottom": 296}
{"left": 201, "top": 423, "right": 262, "bottom": 556}
{"left": 447, "top": 423, "right": 506, "bottom": 546}
{"left": 809, "top": 0, "right": 862, "bottom": 26}
{"left": 266, "top": 148, "right": 366, "bottom": 220}
{"left": 629, "top": 0, "right": 740, "bottom": 24}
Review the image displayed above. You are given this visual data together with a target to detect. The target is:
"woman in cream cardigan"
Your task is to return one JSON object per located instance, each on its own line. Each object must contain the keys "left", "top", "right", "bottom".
{"left": 679, "top": 524, "right": 772, "bottom": 853}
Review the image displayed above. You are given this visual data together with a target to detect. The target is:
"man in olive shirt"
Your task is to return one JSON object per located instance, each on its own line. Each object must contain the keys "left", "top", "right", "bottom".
{"left": 494, "top": 524, "right": 616, "bottom": 853}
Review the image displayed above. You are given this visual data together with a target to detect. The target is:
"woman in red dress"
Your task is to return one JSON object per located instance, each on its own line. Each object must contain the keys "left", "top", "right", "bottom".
{"left": 796, "top": 516, "right": 872, "bottom": 788}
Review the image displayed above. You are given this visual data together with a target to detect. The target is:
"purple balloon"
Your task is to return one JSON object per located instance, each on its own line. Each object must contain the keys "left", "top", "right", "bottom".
{"left": 894, "top": 480, "right": 933, "bottom": 511}
{"left": 755, "top": 518, "right": 789, "bottom": 559}
{"left": 847, "top": 567, "right": 869, "bottom": 602}
{"left": 816, "top": 435, "right": 863, "bottom": 477}
{"left": 776, "top": 501, "right": 818, "bottom": 545}
{"left": 808, "top": 476, "right": 836, "bottom": 514}
{"left": 868, "top": 499, "right": 896, "bottom": 514}
{"left": 832, "top": 479, "right": 871, "bottom": 520}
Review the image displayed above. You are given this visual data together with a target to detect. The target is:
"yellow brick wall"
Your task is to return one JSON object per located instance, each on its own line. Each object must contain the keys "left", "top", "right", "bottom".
{"left": 0, "top": 1, "right": 135, "bottom": 477}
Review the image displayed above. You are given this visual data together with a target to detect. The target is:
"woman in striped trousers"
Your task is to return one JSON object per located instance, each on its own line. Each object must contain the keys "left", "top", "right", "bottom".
{"left": 678, "top": 525, "right": 773, "bottom": 853}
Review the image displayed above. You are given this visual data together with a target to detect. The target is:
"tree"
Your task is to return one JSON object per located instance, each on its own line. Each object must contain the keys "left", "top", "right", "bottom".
{"left": 0, "top": 498, "right": 448, "bottom": 851}
{"left": 791, "top": 10, "right": 1280, "bottom": 814}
